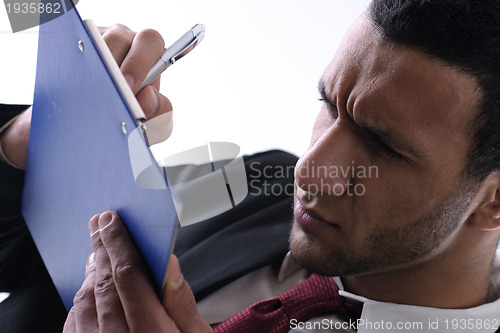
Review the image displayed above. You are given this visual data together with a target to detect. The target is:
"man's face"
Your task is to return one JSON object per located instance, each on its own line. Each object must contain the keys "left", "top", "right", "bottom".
{"left": 290, "top": 14, "right": 481, "bottom": 277}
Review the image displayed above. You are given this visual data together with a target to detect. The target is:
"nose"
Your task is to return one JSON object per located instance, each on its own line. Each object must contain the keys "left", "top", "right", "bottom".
{"left": 294, "top": 122, "right": 364, "bottom": 197}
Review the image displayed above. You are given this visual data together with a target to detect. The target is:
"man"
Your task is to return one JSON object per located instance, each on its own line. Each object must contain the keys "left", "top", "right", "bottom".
{"left": 2, "top": 0, "right": 500, "bottom": 332}
{"left": 64, "top": 0, "right": 500, "bottom": 331}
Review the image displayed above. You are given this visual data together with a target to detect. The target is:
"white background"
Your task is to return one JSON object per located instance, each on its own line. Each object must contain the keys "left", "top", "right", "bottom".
{"left": 0, "top": 0, "right": 370, "bottom": 160}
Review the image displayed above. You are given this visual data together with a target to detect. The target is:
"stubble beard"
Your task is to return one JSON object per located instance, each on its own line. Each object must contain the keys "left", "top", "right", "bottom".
{"left": 289, "top": 188, "right": 476, "bottom": 278}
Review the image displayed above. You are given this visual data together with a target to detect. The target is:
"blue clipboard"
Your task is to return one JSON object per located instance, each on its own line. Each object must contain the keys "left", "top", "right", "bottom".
{"left": 21, "top": 4, "right": 178, "bottom": 310}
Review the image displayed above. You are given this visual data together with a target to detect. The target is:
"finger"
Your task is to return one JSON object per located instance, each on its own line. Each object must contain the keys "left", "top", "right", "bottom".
{"left": 90, "top": 214, "right": 128, "bottom": 332}
{"left": 98, "top": 26, "right": 111, "bottom": 34}
{"left": 98, "top": 211, "right": 179, "bottom": 332}
{"left": 62, "top": 308, "right": 76, "bottom": 333}
{"left": 136, "top": 80, "right": 173, "bottom": 144}
{"left": 73, "top": 259, "right": 98, "bottom": 332}
{"left": 101, "top": 24, "right": 136, "bottom": 66}
{"left": 136, "top": 85, "right": 173, "bottom": 119}
{"left": 119, "top": 28, "right": 165, "bottom": 93}
{"left": 150, "top": 75, "right": 161, "bottom": 92}
{"left": 162, "top": 255, "right": 213, "bottom": 333}
{"left": 85, "top": 252, "right": 95, "bottom": 279}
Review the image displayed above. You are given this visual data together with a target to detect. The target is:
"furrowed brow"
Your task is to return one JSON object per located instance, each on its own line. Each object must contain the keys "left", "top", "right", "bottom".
{"left": 317, "top": 80, "right": 425, "bottom": 161}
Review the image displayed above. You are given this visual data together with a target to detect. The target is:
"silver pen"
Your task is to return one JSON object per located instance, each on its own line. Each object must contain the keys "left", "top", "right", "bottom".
{"left": 135, "top": 24, "right": 205, "bottom": 94}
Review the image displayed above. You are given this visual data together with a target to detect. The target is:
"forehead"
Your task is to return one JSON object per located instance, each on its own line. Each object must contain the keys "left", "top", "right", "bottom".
{"left": 322, "top": 14, "right": 481, "bottom": 165}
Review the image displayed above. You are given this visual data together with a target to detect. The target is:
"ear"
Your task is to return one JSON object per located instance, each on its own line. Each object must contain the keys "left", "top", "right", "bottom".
{"left": 470, "top": 177, "right": 500, "bottom": 231}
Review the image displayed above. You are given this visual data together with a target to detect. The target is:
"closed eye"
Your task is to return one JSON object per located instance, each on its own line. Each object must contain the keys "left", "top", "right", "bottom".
{"left": 368, "top": 133, "right": 404, "bottom": 160}
{"left": 318, "top": 83, "right": 338, "bottom": 119}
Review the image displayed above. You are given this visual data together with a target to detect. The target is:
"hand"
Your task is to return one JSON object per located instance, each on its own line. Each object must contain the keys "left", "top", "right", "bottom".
{"left": 0, "top": 106, "right": 31, "bottom": 168}
{"left": 0, "top": 24, "right": 173, "bottom": 169}
{"left": 98, "top": 24, "right": 172, "bottom": 119}
{"left": 63, "top": 211, "right": 213, "bottom": 332}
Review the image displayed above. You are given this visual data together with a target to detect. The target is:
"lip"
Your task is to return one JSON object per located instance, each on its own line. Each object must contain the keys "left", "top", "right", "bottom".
{"left": 294, "top": 201, "right": 339, "bottom": 231}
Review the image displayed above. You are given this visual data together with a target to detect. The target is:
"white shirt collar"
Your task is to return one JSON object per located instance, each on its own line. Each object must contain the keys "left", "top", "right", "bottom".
{"left": 340, "top": 292, "right": 500, "bottom": 333}
{"left": 281, "top": 252, "right": 500, "bottom": 333}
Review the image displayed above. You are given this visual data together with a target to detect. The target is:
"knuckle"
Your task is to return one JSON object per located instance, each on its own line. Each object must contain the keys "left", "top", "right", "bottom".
{"left": 137, "top": 28, "right": 165, "bottom": 48}
{"left": 73, "top": 284, "right": 94, "bottom": 306}
{"left": 110, "top": 23, "right": 133, "bottom": 34}
{"left": 114, "top": 263, "right": 140, "bottom": 287}
{"left": 103, "top": 27, "right": 134, "bottom": 49}
{"left": 94, "top": 272, "right": 114, "bottom": 295}
{"left": 97, "top": 308, "right": 117, "bottom": 325}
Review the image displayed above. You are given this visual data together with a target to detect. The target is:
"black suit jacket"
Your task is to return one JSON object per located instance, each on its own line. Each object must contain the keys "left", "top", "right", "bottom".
{"left": 0, "top": 104, "right": 297, "bottom": 332}
{"left": 0, "top": 104, "right": 68, "bottom": 332}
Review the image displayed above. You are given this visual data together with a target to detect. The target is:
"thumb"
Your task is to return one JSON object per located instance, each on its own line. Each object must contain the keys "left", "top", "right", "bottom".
{"left": 162, "top": 255, "right": 213, "bottom": 333}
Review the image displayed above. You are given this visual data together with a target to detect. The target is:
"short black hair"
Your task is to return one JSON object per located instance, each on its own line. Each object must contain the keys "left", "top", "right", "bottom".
{"left": 369, "top": 0, "right": 500, "bottom": 182}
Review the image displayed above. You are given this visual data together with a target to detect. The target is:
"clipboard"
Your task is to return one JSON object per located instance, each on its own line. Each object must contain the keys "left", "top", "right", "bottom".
{"left": 21, "top": 3, "right": 178, "bottom": 311}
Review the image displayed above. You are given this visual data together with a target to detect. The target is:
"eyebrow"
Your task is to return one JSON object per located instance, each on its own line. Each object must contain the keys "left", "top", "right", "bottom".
{"left": 317, "top": 80, "right": 425, "bottom": 161}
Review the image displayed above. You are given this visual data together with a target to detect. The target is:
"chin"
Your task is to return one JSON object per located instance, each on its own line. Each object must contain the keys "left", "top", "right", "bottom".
{"left": 289, "top": 221, "right": 387, "bottom": 277}
{"left": 289, "top": 221, "right": 345, "bottom": 277}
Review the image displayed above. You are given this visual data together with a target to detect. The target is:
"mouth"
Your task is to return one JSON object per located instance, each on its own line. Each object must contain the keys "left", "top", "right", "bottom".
{"left": 293, "top": 201, "right": 340, "bottom": 231}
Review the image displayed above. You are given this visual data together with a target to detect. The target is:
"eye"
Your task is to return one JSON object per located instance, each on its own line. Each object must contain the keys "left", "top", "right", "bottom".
{"left": 318, "top": 97, "right": 339, "bottom": 119}
{"left": 377, "top": 141, "right": 402, "bottom": 160}
{"left": 363, "top": 130, "right": 404, "bottom": 160}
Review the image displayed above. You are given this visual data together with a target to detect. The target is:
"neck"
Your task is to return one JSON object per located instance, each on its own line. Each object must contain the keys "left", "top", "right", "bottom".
{"left": 341, "top": 228, "right": 497, "bottom": 309}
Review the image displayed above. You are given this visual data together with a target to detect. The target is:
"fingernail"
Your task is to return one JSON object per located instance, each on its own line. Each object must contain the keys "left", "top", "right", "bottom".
{"left": 144, "top": 88, "right": 158, "bottom": 117}
{"left": 86, "top": 252, "right": 95, "bottom": 267}
{"left": 168, "top": 257, "right": 184, "bottom": 288}
{"left": 172, "top": 264, "right": 184, "bottom": 287}
{"left": 98, "top": 211, "right": 114, "bottom": 231}
{"left": 125, "top": 74, "right": 135, "bottom": 90}
{"left": 89, "top": 214, "right": 100, "bottom": 236}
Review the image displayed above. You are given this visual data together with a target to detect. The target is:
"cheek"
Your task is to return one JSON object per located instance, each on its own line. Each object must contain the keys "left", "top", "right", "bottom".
{"left": 352, "top": 167, "right": 448, "bottom": 231}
